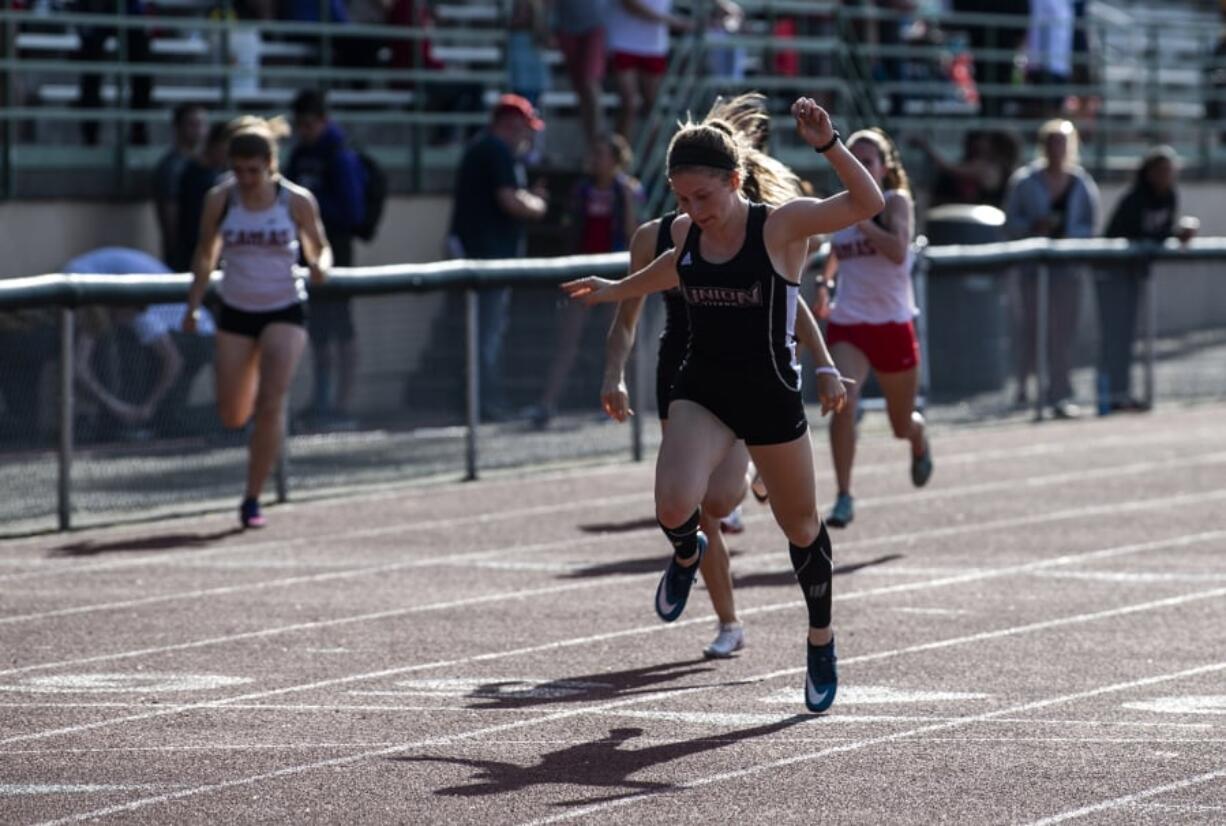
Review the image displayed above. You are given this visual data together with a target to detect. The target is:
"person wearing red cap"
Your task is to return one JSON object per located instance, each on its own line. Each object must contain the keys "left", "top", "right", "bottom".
{"left": 447, "top": 94, "right": 549, "bottom": 421}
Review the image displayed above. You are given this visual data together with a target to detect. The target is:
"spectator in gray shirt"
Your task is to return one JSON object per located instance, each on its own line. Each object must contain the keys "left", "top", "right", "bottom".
{"left": 1003, "top": 118, "right": 1100, "bottom": 419}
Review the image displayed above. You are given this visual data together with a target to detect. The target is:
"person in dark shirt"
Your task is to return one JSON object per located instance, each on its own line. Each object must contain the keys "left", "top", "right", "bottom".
{"left": 152, "top": 104, "right": 209, "bottom": 267}
{"left": 286, "top": 90, "right": 367, "bottom": 426}
{"left": 173, "top": 122, "right": 230, "bottom": 274}
{"left": 1096, "top": 146, "right": 1198, "bottom": 413}
{"left": 447, "top": 94, "right": 549, "bottom": 421}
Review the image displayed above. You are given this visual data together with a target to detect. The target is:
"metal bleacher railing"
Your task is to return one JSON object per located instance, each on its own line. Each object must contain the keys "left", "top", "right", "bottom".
{"left": 3, "top": 1, "right": 1226, "bottom": 200}
{"left": 2, "top": 237, "right": 1225, "bottom": 534}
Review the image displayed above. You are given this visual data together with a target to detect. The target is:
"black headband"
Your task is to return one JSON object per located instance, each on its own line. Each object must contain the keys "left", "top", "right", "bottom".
{"left": 668, "top": 143, "right": 737, "bottom": 172}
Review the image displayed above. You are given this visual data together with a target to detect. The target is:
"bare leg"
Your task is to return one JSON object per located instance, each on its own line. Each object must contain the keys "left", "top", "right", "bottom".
{"left": 245, "top": 323, "right": 307, "bottom": 500}
{"left": 538, "top": 302, "right": 589, "bottom": 412}
{"left": 876, "top": 365, "right": 925, "bottom": 456}
{"left": 613, "top": 69, "right": 640, "bottom": 141}
{"left": 655, "top": 400, "right": 738, "bottom": 564}
{"left": 828, "top": 342, "right": 871, "bottom": 496}
{"left": 697, "top": 439, "right": 750, "bottom": 625}
{"left": 213, "top": 330, "right": 260, "bottom": 429}
{"left": 749, "top": 432, "right": 830, "bottom": 644}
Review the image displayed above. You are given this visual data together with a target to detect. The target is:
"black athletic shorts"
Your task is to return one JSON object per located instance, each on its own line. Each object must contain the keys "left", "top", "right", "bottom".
{"left": 670, "top": 359, "right": 808, "bottom": 446}
{"left": 216, "top": 301, "right": 307, "bottom": 339}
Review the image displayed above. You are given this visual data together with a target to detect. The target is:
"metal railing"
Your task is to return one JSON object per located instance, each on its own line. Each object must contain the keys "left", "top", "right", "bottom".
{"left": 3, "top": 236, "right": 1225, "bottom": 532}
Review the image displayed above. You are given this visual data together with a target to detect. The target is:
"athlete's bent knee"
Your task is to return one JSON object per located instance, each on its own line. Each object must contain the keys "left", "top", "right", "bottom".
{"left": 778, "top": 512, "right": 820, "bottom": 548}
{"left": 656, "top": 496, "right": 701, "bottom": 530}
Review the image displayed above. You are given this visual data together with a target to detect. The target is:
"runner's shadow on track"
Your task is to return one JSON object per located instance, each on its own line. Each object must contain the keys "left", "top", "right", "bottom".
{"left": 390, "top": 715, "right": 808, "bottom": 803}
{"left": 560, "top": 550, "right": 745, "bottom": 579}
{"left": 50, "top": 528, "right": 244, "bottom": 556}
{"left": 461, "top": 659, "right": 721, "bottom": 710}
{"left": 578, "top": 516, "right": 659, "bottom": 534}
{"left": 733, "top": 553, "right": 904, "bottom": 589}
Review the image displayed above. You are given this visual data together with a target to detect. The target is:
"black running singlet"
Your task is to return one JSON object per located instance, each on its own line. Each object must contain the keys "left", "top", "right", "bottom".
{"left": 656, "top": 211, "right": 687, "bottom": 360}
{"left": 675, "top": 202, "right": 800, "bottom": 389}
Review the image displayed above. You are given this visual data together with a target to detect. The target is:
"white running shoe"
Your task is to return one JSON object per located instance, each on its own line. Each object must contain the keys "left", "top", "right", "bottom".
{"left": 703, "top": 622, "right": 745, "bottom": 659}
{"left": 719, "top": 505, "right": 745, "bottom": 534}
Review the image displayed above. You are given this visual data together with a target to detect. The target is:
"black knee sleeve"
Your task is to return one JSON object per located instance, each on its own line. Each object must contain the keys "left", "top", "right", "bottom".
{"left": 659, "top": 509, "right": 702, "bottom": 561}
{"left": 789, "top": 522, "right": 833, "bottom": 629}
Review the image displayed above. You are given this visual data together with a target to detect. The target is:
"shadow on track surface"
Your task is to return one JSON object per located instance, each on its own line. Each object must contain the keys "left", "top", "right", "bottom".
{"left": 390, "top": 716, "right": 809, "bottom": 804}
{"left": 733, "top": 554, "right": 905, "bottom": 589}
{"left": 561, "top": 550, "right": 746, "bottom": 579}
{"left": 51, "top": 527, "right": 245, "bottom": 556}
{"left": 461, "top": 659, "right": 722, "bottom": 709}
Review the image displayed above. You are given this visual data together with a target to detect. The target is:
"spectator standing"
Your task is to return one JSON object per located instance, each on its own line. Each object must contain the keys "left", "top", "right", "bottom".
{"left": 153, "top": 103, "right": 209, "bottom": 270}
{"left": 914, "top": 129, "right": 1019, "bottom": 209}
{"left": 525, "top": 133, "right": 641, "bottom": 428}
{"left": 508, "top": 0, "right": 550, "bottom": 107}
{"left": 64, "top": 247, "right": 216, "bottom": 439}
{"left": 75, "top": 0, "right": 153, "bottom": 146}
{"left": 1025, "top": 0, "right": 1075, "bottom": 115}
{"left": 172, "top": 122, "right": 231, "bottom": 274}
{"left": 606, "top": 0, "right": 691, "bottom": 143}
{"left": 447, "top": 95, "right": 548, "bottom": 421}
{"left": 1097, "top": 146, "right": 1197, "bottom": 413}
{"left": 552, "top": 0, "right": 608, "bottom": 149}
{"left": 286, "top": 90, "right": 367, "bottom": 426}
{"left": 1003, "top": 119, "right": 1100, "bottom": 419}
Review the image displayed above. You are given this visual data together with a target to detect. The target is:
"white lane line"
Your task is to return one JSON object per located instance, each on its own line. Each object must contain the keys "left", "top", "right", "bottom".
{"left": 0, "top": 531, "right": 641, "bottom": 627}
{"left": 2, "top": 517, "right": 1224, "bottom": 723}
{"left": 1035, "top": 571, "right": 1226, "bottom": 584}
{"left": 38, "top": 650, "right": 1226, "bottom": 826}
{"left": 0, "top": 784, "right": 166, "bottom": 795}
{"left": 0, "top": 489, "right": 655, "bottom": 584}
{"left": 0, "top": 704, "right": 1217, "bottom": 731}
{"left": 1021, "top": 767, "right": 1226, "bottom": 825}
{"left": 6, "top": 452, "right": 1225, "bottom": 629}
{"left": 3, "top": 423, "right": 1219, "bottom": 580}
{"left": 518, "top": 661, "right": 1226, "bottom": 826}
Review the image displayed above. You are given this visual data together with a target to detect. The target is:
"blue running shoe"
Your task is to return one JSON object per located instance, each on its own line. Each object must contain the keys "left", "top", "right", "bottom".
{"left": 654, "top": 532, "right": 707, "bottom": 623}
{"left": 804, "top": 637, "right": 838, "bottom": 713}
{"left": 826, "top": 493, "right": 854, "bottom": 528}
{"left": 911, "top": 438, "right": 933, "bottom": 488}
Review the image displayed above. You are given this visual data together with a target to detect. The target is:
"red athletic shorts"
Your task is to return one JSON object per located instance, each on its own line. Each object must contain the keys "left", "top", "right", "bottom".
{"left": 826, "top": 320, "right": 920, "bottom": 373}
{"left": 611, "top": 51, "right": 668, "bottom": 75}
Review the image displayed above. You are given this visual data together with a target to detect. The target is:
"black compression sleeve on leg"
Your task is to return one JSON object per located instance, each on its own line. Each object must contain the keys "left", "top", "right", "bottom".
{"left": 659, "top": 509, "right": 702, "bottom": 561}
{"left": 789, "top": 521, "right": 833, "bottom": 628}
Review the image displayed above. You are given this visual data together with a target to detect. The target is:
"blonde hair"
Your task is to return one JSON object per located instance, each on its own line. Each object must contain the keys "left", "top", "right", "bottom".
{"left": 847, "top": 127, "right": 911, "bottom": 195}
{"left": 1037, "top": 118, "right": 1080, "bottom": 166}
{"left": 226, "top": 115, "right": 291, "bottom": 171}
{"left": 667, "top": 93, "right": 804, "bottom": 207}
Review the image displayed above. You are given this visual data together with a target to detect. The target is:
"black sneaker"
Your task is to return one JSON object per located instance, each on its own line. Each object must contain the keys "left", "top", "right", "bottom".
{"left": 805, "top": 637, "right": 838, "bottom": 713}
{"left": 654, "top": 532, "right": 707, "bottom": 622}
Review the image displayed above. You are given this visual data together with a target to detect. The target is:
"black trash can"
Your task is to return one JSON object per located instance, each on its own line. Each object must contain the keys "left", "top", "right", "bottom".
{"left": 923, "top": 204, "right": 1010, "bottom": 399}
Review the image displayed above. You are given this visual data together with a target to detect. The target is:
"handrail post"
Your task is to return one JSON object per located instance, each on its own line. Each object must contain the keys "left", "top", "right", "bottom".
{"left": 1034, "top": 263, "right": 1049, "bottom": 422}
{"left": 275, "top": 405, "right": 288, "bottom": 503}
{"left": 58, "top": 307, "right": 75, "bottom": 531}
{"left": 630, "top": 329, "right": 646, "bottom": 463}
{"left": 464, "top": 287, "right": 480, "bottom": 481}
{"left": 1143, "top": 260, "right": 1157, "bottom": 409}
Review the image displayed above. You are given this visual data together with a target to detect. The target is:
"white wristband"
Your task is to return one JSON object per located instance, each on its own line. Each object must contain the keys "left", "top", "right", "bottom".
{"left": 815, "top": 366, "right": 841, "bottom": 378}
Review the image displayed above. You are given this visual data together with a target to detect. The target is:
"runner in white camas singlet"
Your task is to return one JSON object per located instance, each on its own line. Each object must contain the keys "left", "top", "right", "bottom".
{"left": 184, "top": 115, "right": 332, "bottom": 529}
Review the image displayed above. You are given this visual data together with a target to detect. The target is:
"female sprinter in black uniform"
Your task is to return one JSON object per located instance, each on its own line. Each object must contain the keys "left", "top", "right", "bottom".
{"left": 600, "top": 94, "right": 846, "bottom": 660}
{"left": 566, "top": 99, "right": 883, "bottom": 713}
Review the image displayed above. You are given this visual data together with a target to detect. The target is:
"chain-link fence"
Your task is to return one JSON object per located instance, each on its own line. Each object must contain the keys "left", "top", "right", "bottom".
{"left": 1, "top": 239, "right": 1224, "bottom": 535}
